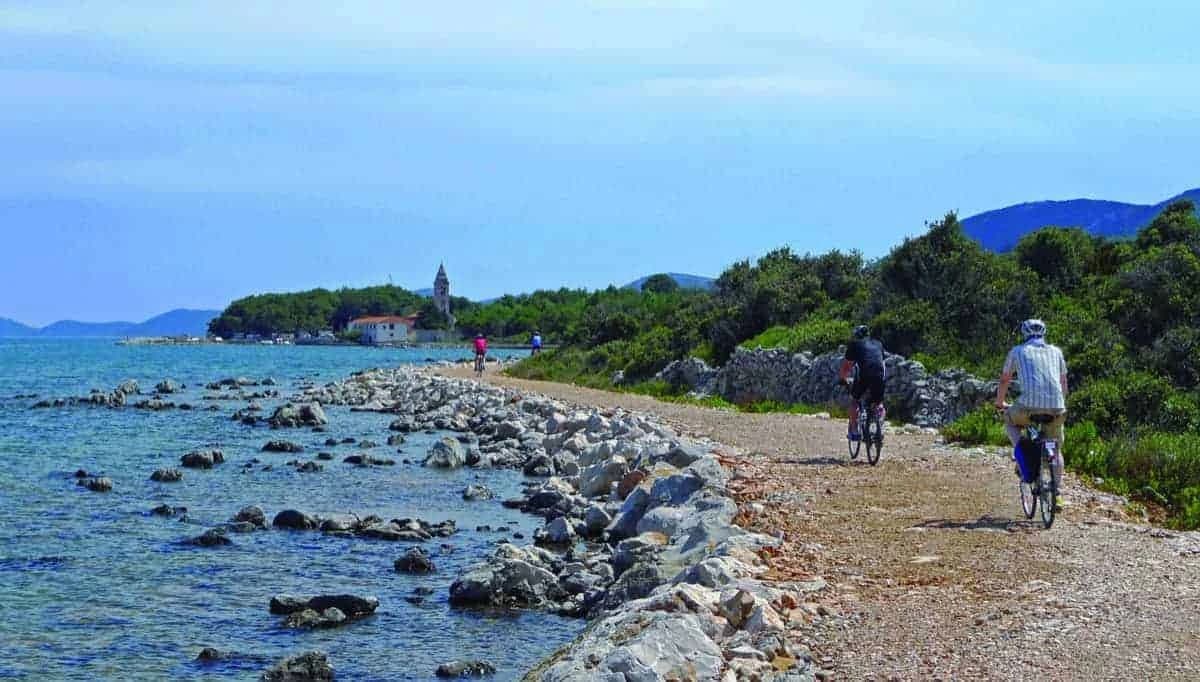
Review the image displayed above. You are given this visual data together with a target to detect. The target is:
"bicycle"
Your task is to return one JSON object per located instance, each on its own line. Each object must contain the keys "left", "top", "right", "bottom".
{"left": 1007, "top": 410, "right": 1060, "bottom": 529}
{"left": 474, "top": 353, "right": 485, "bottom": 377}
{"left": 843, "top": 383, "right": 884, "bottom": 466}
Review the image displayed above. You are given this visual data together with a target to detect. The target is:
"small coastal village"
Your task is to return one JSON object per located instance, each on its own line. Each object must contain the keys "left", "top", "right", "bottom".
{"left": 123, "top": 264, "right": 464, "bottom": 347}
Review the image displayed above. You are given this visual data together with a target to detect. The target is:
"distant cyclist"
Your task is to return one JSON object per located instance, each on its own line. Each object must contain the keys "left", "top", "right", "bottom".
{"left": 530, "top": 330, "right": 543, "bottom": 356}
{"left": 995, "top": 319, "right": 1068, "bottom": 510}
{"left": 838, "top": 325, "right": 887, "bottom": 441}
{"left": 473, "top": 333, "right": 488, "bottom": 373}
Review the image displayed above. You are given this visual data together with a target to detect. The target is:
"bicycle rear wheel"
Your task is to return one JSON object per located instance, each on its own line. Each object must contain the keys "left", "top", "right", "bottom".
{"left": 1019, "top": 479, "right": 1036, "bottom": 519}
{"left": 1038, "top": 452, "right": 1056, "bottom": 529}
{"left": 847, "top": 432, "right": 862, "bottom": 460}
{"left": 866, "top": 411, "right": 883, "bottom": 466}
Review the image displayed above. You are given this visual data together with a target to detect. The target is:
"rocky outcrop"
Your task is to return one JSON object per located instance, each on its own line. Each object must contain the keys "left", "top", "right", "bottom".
{"left": 394, "top": 547, "right": 436, "bottom": 574}
{"left": 181, "top": 449, "right": 224, "bottom": 469}
{"left": 424, "top": 438, "right": 466, "bottom": 468}
{"left": 462, "top": 484, "right": 494, "bottom": 501}
{"left": 77, "top": 476, "right": 113, "bottom": 492}
{"left": 435, "top": 661, "right": 496, "bottom": 677}
{"left": 150, "top": 468, "right": 183, "bottom": 482}
{"left": 658, "top": 346, "right": 998, "bottom": 426}
{"left": 263, "top": 440, "right": 304, "bottom": 453}
{"left": 269, "top": 594, "right": 379, "bottom": 631}
{"left": 268, "top": 403, "right": 327, "bottom": 428}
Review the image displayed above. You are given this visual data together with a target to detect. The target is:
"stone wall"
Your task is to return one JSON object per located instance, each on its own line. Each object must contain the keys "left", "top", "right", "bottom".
{"left": 657, "top": 347, "right": 999, "bottom": 427}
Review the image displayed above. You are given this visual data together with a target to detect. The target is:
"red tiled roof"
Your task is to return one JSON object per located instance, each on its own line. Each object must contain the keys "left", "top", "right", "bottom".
{"left": 350, "top": 314, "right": 422, "bottom": 328}
{"left": 350, "top": 316, "right": 412, "bottom": 325}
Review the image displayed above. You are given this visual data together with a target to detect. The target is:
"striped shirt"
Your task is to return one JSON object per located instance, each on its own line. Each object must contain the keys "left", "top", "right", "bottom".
{"left": 1003, "top": 338, "right": 1068, "bottom": 410}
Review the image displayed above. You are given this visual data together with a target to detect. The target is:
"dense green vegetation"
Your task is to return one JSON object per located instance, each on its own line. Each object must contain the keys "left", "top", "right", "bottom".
{"left": 208, "top": 286, "right": 474, "bottom": 337}
{"left": 208, "top": 205, "right": 1200, "bottom": 526}
{"left": 506, "top": 203, "right": 1200, "bottom": 527}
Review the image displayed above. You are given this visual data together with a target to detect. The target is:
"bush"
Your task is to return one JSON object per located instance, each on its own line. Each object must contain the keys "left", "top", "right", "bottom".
{"left": 942, "top": 406, "right": 1009, "bottom": 446}
{"left": 742, "top": 317, "right": 851, "bottom": 354}
{"left": 1091, "top": 432, "right": 1200, "bottom": 528}
{"left": 1068, "top": 371, "right": 1175, "bottom": 437}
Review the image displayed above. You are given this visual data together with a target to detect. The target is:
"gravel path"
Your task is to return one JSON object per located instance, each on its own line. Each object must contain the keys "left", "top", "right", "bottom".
{"left": 439, "top": 366, "right": 1200, "bottom": 680}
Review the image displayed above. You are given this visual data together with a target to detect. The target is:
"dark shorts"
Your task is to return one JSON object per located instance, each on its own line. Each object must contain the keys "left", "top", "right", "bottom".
{"left": 852, "top": 374, "right": 885, "bottom": 405}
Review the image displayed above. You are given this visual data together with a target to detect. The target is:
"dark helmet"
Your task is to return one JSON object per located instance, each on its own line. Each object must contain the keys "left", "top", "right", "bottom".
{"left": 475, "top": 333, "right": 484, "bottom": 339}
{"left": 852, "top": 325, "right": 869, "bottom": 340}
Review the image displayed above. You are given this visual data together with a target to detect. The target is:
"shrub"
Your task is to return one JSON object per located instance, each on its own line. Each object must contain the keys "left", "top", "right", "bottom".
{"left": 942, "top": 406, "right": 1009, "bottom": 446}
{"left": 1067, "top": 371, "right": 1174, "bottom": 437}
{"left": 742, "top": 317, "right": 851, "bottom": 354}
{"left": 1092, "top": 432, "right": 1200, "bottom": 528}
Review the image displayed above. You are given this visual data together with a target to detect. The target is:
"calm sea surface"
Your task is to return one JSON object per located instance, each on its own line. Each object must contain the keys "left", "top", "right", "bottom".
{"left": 0, "top": 339, "right": 578, "bottom": 681}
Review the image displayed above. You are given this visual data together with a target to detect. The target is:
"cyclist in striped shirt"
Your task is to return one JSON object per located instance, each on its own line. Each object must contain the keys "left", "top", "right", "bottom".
{"left": 994, "top": 319, "right": 1069, "bottom": 510}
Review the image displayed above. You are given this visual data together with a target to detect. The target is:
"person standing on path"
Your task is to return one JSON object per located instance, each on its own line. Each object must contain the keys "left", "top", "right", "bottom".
{"left": 530, "top": 331, "right": 543, "bottom": 356}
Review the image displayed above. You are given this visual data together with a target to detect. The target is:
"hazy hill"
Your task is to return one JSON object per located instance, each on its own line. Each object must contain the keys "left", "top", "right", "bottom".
{"left": 0, "top": 309, "right": 220, "bottom": 338}
{"left": 623, "top": 273, "right": 716, "bottom": 292}
{"left": 962, "top": 188, "right": 1200, "bottom": 251}
{"left": 0, "top": 318, "right": 37, "bottom": 336}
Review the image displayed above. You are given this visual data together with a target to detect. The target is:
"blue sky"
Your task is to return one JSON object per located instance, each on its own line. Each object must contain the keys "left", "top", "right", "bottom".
{"left": 2, "top": 1, "right": 1198, "bottom": 325}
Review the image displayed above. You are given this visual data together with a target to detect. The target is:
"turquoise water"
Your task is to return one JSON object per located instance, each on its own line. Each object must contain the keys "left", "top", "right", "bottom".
{"left": 0, "top": 339, "right": 577, "bottom": 681}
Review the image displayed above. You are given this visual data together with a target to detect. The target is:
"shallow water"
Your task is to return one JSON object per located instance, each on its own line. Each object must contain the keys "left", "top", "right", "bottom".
{"left": 0, "top": 339, "right": 579, "bottom": 680}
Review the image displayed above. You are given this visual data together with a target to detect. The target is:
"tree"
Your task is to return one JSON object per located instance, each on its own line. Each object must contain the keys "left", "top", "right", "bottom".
{"left": 416, "top": 300, "right": 449, "bottom": 330}
{"left": 1015, "top": 227, "right": 1097, "bottom": 291}
{"left": 641, "top": 273, "right": 679, "bottom": 294}
{"left": 1135, "top": 200, "right": 1200, "bottom": 250}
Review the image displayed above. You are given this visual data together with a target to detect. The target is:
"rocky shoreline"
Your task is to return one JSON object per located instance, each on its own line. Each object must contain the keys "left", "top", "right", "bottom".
{"left": 29, "top": 364, "right": 816, "bottom": 679}
{"left": 285, "top": 367, "right": 817, "bottom": 681}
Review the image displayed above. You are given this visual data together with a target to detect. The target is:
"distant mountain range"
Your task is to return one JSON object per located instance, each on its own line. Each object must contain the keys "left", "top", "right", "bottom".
{"left": 962, "top": 188, "right": 1200, "bottom": 252}
{"left": 623, "top": 273, "right": 716, "bottom": 292}
{"left": 0, "top": 309, "right": 221, "bottom": 338}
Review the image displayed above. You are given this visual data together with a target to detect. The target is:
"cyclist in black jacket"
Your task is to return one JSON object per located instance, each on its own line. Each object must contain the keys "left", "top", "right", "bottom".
{"left": 838, "top": 325, "right": 887, "bottom": 441}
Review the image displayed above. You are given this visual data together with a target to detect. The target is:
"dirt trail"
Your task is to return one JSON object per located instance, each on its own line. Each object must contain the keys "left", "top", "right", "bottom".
{"left": 439, "top": 366, "right": 1200, "bottom": 681}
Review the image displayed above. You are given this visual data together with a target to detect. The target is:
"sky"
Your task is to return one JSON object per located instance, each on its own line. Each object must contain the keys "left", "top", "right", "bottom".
{"left": 2, "top": 1, "right": 1198, "bottom": 326}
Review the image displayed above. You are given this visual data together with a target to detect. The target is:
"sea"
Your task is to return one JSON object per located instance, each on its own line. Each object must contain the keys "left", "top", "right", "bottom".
{"left": 0, "top": 339, "right": 580, "bottom": 681}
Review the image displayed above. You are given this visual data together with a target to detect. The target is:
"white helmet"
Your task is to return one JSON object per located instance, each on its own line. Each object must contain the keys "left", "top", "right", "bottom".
{"left": 1020, "top": 319, "right": 1046, "bottom": 339}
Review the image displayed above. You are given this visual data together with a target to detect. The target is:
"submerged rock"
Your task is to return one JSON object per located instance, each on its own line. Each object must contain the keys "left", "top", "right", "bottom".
{"left": 282, "top": 607, "right": 347, "bottom": 629}
{"left": 461, "top": 484, "right": 494, "bottom": 501}
{"left": 270, "top": 594, "right": 379, "bottom": 621}
{"left": 180, "top": 449, "right": 224, "bottom": 469}
{"left": 394, "top": 547, "right": 437, "bottom": 574}
{"left": 77, "top": 477, "right": 113, "bottom": 492}
{"left": 268, "top": 403, "right": 328, "bottom": 428}
{"left": 186, "top": 529, "right": 232, "bottom": 547}
{"left": 150, "top": 468, "right": 183, "bottom": 482}
{"left": 235, "top": 505, "right": 267, "bottom": 527}
{"left": 272, "top": 509, "right": 318, "bottom": 530}
{"left": 262, "top": 651, "right": 334, "bottom": 682}
{"left": 263, "top": 440, "right": 304, "bottom": 453}
{"left": 435, "top": 661, "right": 496, "bottom": 677}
